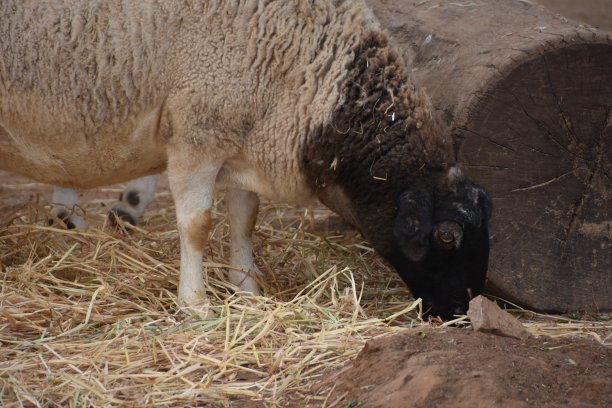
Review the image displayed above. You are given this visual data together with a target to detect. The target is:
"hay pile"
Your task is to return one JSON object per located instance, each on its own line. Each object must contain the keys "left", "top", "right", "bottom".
{"left": 0, "top": 180, "right": 609, "bottom": 407}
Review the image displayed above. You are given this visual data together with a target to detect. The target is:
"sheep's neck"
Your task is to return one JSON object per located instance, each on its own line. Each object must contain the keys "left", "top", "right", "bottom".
{"left": 301, "top": 32, "right": 455, "bottom": 225}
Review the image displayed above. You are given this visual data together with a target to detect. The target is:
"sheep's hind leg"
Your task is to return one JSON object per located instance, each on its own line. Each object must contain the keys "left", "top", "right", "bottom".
{"left": 49, "top": 187, "right": 87, "bottom": 230}
{"left": 226, "top": 188, "right": 262, "bottom": 295}
{"left": 109, "top": 175, "right": 157, "bottom": 226}
{"left": 168, "top": 153, "right": 224, "bottom": 315}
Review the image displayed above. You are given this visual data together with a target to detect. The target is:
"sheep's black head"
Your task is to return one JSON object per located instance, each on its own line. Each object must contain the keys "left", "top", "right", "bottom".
{"left": 301, "top": 32, "right": 492, "bottom": 319}
{"left": 386, "top": 174, "right": 492, "bottom": 320}
{"left": 329, "top": 167, "right": 492, "bottom": 321}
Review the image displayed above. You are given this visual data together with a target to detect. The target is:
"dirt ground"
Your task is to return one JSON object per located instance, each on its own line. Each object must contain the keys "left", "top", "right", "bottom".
{"left": 1, "top": 1, "right": 611, "bottom": 408}
{"left": 306, "top": 327, "right": 611, "bottom": 408}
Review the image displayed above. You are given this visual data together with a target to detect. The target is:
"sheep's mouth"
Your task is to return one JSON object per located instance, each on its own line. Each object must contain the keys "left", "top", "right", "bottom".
{"left": 421, "top": 299, "right": 469, "bottom": 321}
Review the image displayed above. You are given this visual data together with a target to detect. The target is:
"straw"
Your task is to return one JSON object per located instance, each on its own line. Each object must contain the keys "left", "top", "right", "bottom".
{"left": 1, "top": 186, "right": 609, "bottom": 407}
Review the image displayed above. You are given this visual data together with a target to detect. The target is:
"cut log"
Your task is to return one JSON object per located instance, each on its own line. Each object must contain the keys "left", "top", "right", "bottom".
{"left": 534, "top": 0, "right": 612, "bottom": 32}
{"left": 366, "top": 0, "right": 611, "bottom": 312}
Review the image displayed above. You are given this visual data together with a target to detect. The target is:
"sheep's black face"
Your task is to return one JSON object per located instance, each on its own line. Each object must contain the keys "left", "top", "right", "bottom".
{"left": 388, "top": 179, "right": 492, "bottom": 320}
{"left": 352, "top": 175, "right": 492, "bottom": 321}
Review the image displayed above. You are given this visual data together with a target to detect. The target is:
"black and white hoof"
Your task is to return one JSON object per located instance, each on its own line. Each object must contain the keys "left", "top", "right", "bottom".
{"left": 49, "top": 187, "right": 88, "bottom": 230}
{"left": 108, "top": 176, "right": 157, "bottom": 227}
{"left": 48, "top": 208, "right": 87, "bottom": 230}
{"left": 108, "top": 207, "right": 138, "bottom": 226}
{"left": 48, "top": 209, "right": 76, "bottom": 229}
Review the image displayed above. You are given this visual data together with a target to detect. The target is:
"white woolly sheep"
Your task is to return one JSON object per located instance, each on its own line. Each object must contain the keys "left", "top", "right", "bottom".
{"left": 0, "top": 0, "right": 491, "bottom": 319}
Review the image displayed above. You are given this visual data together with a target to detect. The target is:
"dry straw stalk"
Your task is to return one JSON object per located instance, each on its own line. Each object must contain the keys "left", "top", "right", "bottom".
{"left": 1, "top": 181, "right": 609, "bottom": 406}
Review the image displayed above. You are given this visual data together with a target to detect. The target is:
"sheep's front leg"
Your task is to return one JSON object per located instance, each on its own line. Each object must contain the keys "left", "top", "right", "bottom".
{"left": 49, "top": 187, "right": 87, "bottom": 230}
{"left": 226, "top": 188, "right": 262, "bottom": 294}
{"left": 168, "top": 156, "right": 222, "bottom": 313}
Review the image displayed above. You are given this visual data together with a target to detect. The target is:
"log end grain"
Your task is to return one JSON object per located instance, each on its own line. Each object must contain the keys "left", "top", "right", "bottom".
{"left": 461, "top": 43, "right": 612, "bottom": 313}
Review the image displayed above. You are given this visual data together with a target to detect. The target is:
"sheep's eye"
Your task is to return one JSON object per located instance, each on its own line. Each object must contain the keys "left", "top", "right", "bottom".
{"left": 438, "top": 230, "right": 455, "bottom": 245}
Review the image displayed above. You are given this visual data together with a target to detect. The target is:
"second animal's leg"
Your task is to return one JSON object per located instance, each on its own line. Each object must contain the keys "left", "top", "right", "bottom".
{"left": 109, "top": 175, "right": 157, "bottom": 225}
{"left": 226, "top": 188, "right": 262, "bottom": 294}
{"left": 49, "top": 187, "right": 87, "bottom": 230}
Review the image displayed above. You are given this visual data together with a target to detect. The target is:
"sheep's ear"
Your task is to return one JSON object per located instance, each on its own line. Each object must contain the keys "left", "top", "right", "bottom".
{"left": 460, "top": 183, "right": 492, "bottom": 226}
{"left": 476, "top": 185, "right": 493, "bottom": 222}
{"left": 393, "top": 190, "right": 433, "bottom": 262}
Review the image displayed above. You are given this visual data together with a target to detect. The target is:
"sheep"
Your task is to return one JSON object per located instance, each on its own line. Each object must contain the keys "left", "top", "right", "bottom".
{"left": 48, "top": 176, "right": 158, "bottom": 229}
{"left": 0, "top": 0, "right": 492, "bottom": 320}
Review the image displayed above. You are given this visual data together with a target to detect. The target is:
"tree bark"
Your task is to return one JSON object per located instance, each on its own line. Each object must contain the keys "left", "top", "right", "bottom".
{"left": 366, "top": 0, "right": 612, "bottom": 312}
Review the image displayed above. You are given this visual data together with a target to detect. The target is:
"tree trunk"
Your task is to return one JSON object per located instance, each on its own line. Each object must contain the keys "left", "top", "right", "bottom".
{"left": 366, "top": 0, "right": 612, "bottom": 312}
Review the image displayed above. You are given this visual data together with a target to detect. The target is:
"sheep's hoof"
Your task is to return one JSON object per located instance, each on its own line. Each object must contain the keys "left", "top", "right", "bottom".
{"left": 236, "top": 283, "right": 262, "bottom": 296}
{"left": 233, "top": 275, "right": 262, "bottom": 296}
{"left": 108, "top": 208, "right": 137, "bottom": 226}
{"left": 49, "top": 210, "right": 76, "bottom": 229}
{"left": 178, "top": 295, "right": 215, "bottom": 319}
{"left": 229, "top": 266, "right": 263, "bottom": 295}
{"left": 48, "top": 210, "right": 87, "bottom": 230}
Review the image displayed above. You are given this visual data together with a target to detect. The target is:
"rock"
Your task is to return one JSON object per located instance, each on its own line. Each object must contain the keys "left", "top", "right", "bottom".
{"left": 468, "top": 296, "right": 530, "bottom": 340}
